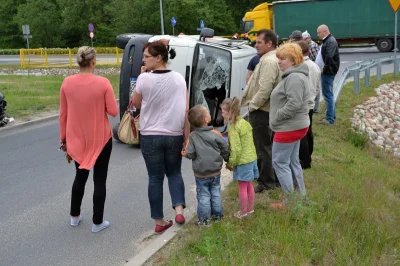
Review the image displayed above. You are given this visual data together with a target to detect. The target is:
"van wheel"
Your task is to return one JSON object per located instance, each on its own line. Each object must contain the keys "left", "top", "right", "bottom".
{"left": 112, "top": 123, "right": 121, "bottom": 142}
{"left": 376, "top": 38, "right": 394, "bottom": 52}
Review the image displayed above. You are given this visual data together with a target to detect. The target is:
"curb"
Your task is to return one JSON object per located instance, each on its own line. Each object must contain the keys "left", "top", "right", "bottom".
{"left": 0, "top": 114, "right": 59, "bottom": 135}
{"left": 125, "top": 168, "right": 232, "bottom": 266}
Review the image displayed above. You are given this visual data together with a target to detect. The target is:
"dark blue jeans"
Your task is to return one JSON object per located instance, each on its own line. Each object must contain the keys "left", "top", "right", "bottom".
{"left": 195, "top": 175, "right": 223, "bottom": 222}
{"left": 140, "top": 134, "right": 186, "bottom": 219}
{"left": 321, "top": 74, "right": 336, "bottom": 124}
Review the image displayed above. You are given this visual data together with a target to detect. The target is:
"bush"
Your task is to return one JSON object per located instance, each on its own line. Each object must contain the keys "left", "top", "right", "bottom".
{"left": 0, "top": 47, "right": 123, "bottom": 55}
{"left": 346, "top": 128, "right": 369, "bottom": 149}
{"left": 0, "top": 49, "right": 20, "bottom": 55}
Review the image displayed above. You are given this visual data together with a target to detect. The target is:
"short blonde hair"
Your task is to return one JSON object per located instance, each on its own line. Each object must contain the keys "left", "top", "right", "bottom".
{"left": 76, "top": 46, "right": 96, "bottom": 68}
{"left": 276, "top": 42, "right": 304, "bottom": 66}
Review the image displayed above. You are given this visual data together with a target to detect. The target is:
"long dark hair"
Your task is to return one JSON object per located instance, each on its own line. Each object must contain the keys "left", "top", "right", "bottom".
{"left": 143, "top": 40, "right": 176, "bottom": 63}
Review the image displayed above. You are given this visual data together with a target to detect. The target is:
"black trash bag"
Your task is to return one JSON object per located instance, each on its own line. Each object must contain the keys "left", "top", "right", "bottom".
{"left": 0, "top": 92, "right": 10, "bottom": 127}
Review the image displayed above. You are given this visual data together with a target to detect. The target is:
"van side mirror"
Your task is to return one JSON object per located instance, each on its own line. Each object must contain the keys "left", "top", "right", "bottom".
{"left": 199, "top": 28, "right": 214, "bottom": 41}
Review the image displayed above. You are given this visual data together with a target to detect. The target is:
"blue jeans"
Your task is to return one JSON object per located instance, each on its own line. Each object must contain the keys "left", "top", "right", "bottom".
{"left": 140, "top": 134, "right": 186, "bottom": 219}
{"left": 321, "top": 74, "right": 336, "bottom": 124}
{"left": 195, "top": 175, "right": 223, "bottom": 222}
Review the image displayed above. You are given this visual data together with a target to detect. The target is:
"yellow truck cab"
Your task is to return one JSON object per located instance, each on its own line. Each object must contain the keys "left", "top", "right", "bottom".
{"left": 242, "top": 3, "right": 273, "bottom": 44}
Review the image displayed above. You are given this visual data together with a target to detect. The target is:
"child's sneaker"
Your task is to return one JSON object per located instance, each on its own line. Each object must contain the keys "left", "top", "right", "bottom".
{"left": 233, "top": 211, "right": 247, "bottom": 219}
{"left": 195, "top": 220, "right": 210, "bottom": 226}
{"left": 92, "top": 220, "right": 110, "bottom": 233}
{"left": 247, "top": 210, "right": 254, "bottom": 216}
{"left": 70, "top": 215, "right": 83, "bottom": 227}
{"left": 211, "top": 215, "right": 223, "bottom": 221}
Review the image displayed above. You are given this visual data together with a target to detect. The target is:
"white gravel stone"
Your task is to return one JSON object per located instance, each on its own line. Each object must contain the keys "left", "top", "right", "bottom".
{"left": 352, "top": 81, "right": 400, "bottom": 158}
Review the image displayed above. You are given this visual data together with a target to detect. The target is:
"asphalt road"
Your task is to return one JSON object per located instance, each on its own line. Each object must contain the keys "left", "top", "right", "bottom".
{"left": 0, "top": 116, "right": 196, "bottom": 266}
{"left": 0, "top": 47, "right": 396, "bottom": 266}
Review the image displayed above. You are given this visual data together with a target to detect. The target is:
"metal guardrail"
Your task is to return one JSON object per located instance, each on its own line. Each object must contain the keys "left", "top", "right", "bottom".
{"left": 334, "top": 55, "right": 399, "bottom": 103}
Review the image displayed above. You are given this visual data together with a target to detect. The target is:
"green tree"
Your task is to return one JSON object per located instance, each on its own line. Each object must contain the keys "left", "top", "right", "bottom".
{"left": 103, "top": 0, "right": 136, "bottom": 45}
{"left": 0, "top": 0, "right": 26, "bottom": 48}
{"left": 15, "top": 0, "right": 63, "bottom": 48}
{"left": 57, "top": 0, "right": 113, "bottom": 47}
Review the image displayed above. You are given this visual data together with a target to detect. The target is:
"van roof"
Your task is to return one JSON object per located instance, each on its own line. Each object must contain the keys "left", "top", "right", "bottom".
{"left": 148, "top": 35, "right": 256, "bottom": 55}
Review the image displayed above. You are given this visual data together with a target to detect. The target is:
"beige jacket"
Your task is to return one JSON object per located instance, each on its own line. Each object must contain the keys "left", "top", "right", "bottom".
{"left": 241, "top": 50, "right": 281, "bottom": 112}
{"left": 303, "top": 56, "right": 321, "bottom": 109}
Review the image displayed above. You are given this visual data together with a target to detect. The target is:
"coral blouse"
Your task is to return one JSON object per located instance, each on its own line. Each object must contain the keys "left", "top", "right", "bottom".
{"left": 59, "top": 74, "right": 118, "bottom": 169}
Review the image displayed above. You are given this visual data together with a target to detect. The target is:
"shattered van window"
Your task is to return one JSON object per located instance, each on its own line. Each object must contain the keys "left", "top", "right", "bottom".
{"left": 191, "top": 45, "right": 231, "bottom": 127}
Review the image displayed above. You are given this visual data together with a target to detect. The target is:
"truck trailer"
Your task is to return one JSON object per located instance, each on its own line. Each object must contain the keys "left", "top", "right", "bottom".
{"left": 242, "top": 0, "right": 399, "bottom": 52}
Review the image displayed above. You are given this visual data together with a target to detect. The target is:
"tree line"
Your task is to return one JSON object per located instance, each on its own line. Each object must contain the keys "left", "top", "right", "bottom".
{"left": 0, "top": 0, "right": 280, "bottom": 49}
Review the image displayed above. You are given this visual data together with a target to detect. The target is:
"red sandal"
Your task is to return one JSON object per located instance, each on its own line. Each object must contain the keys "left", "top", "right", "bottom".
{"left": 155, "top": 220, "right": 173, "bottom": 233}
{"left": 175, "top": 214, "right": 185, "bottom": 224}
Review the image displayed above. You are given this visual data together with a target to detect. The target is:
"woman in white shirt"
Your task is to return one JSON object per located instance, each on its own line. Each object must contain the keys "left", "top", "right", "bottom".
{"left": 131, "top": 40, "right": 190, "bottom": 233}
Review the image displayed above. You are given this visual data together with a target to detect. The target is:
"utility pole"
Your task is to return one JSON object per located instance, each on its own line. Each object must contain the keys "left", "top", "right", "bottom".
{"left": 160, "top": 0, "right": 165, "bottom": 35}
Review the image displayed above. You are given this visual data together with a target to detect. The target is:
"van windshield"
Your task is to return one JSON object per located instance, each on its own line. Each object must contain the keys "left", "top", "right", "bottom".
{"left": 190, "top": 44, "right": 231, "bottom": 127}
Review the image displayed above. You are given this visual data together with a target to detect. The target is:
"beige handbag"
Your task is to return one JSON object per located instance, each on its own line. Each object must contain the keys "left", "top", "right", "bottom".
{"left": 118, "top": 103, "right": 140, "bottom": 145}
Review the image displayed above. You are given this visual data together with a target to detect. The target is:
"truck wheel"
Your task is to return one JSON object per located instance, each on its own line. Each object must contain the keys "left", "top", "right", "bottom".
{"left": 376, "top": 38, "right": 394, "bottom": 52}
{"left": 112, "top": 123, "right": 121, "bottom": 142}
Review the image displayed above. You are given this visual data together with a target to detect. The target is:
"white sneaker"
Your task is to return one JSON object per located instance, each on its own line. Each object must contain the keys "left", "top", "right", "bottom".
{"left": 70, "top": 215, "right": 83, "bottom": 227}
{"left": 92, "top": 220, "right": 110, "bottom": 233}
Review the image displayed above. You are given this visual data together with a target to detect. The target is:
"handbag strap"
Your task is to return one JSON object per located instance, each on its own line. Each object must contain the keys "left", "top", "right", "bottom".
{"left": 130, "top": 116, "right": 138, "bottom": 138}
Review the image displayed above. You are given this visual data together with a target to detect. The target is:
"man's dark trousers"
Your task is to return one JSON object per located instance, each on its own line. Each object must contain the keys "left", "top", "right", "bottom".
{"left": 249, "top": 109, "right": 277, "bottom": 189}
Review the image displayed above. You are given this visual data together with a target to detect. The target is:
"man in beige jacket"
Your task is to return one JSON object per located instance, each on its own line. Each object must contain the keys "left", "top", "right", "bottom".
{"left": 241, "top": 29, "right": 282, "bottom": 193}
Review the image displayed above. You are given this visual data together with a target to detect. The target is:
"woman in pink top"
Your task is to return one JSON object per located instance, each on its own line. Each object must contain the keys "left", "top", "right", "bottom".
{"left": 131, "top": 40, "right": 190, "bottom": 233}
{"left": 59, "top": 46, "right": 118, "bottom": 233}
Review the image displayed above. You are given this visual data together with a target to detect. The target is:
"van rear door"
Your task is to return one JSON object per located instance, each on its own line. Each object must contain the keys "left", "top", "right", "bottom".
{"left": 119, "top": 35, "right": 152, "bottom": 119}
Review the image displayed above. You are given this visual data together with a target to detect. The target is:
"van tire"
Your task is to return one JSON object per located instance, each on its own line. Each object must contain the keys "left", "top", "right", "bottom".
{"left": 116, "top": 34, "right": 133, "bottom": 49}
{"left": 376, "top": 38, "right": 394, "bottom": 52}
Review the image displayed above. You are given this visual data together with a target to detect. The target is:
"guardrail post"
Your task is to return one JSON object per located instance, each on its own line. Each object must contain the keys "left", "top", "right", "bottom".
{"left": 352, "top": 69, "right": 360, "bottom": 94}
{"left": 68, "top": 48, "right": 72, "bottom": 67}
{"left": 45, "top": 48, "right": 48, "bottom": 67}
{"left": 116, "top": 47, "right": 120, "bottom": 65}
{"left": 376, "top": 62, "right": 382, "bottom": 81}
{"left": 364, "top": 68, "right": 370, "bottom": 87}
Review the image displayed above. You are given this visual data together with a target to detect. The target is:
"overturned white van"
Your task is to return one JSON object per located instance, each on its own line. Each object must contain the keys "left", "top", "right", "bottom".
{"left": 114, "top": 28, "right": 256, "bottom": 141}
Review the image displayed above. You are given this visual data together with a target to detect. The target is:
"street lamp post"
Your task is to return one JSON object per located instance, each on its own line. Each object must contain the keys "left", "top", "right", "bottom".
{"left": 160, "top": 0, "right": 165, "bottom": 35}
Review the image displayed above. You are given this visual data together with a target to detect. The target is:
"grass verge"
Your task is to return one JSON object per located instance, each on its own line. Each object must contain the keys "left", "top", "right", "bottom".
{"left": 146, "top": 74, "right": 400, "bottom": 265}
{"left": 0, "top": 74, "right": 119, "bottom": 121}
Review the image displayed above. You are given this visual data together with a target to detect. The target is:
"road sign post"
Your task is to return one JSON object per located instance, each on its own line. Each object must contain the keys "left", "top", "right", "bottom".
{"left": 171, "top": 17, "right": 176, "bottom": 35}
{"left": 88, "top": 23, "right": 95, "bottom": 47}
{"left": 197, "top": 20, "right": 205, "bottom": 31}
{"left": 388, "top": 0, "right": 400, "bottom": 75}
{"left": 22, "top": 25, "right": 32, "bottom": 74}
{"left": 160, "top": 0, "right": 165, "bottom": 35}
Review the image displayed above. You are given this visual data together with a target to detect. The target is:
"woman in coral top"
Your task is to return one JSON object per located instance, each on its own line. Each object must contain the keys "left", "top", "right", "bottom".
{"left": 59, "top": 46, "right": 118, "bottom": 232}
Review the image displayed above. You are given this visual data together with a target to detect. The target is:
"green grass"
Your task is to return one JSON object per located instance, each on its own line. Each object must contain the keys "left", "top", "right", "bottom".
{"left": 0, "top": 74, "right": 120, "bottom": 121}
{"left": 146, "top": 74, "right": 400, "bottom": 265}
